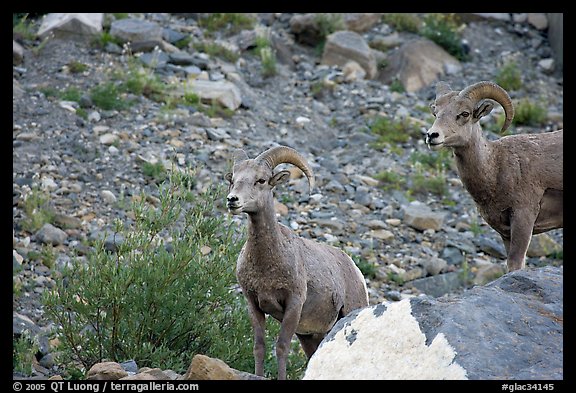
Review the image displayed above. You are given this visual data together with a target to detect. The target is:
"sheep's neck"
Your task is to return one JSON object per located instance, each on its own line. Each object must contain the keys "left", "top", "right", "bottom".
{"left": 453, "top": 128, "right": 497, "bottom": 205}
{"left": 245, "top": 202, "right": 285, "bottom": 267}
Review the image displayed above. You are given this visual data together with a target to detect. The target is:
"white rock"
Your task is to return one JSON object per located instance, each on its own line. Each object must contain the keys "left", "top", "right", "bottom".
{"left": 101, "top": 190, "right": 117, "bottom": 204}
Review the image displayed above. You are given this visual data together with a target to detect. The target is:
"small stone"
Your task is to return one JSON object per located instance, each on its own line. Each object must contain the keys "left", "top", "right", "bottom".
{"left": 36, "top": 223, "right": 68, "bottom": 246}
{"left": 99, "top": 133, "right": 119, "bottom": 145}
{"left": 101, "top": 190, "right": 117, "bottom": 204}
{"left": 86, "top": 362, "right": 129, "bottom": 380}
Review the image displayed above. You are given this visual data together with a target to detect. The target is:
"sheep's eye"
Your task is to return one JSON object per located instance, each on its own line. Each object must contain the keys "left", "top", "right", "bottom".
{"left": 256, "top": 179, "right": 266, "bottom": 185}
{"left": 460, "top": 111, "right": 470, "bottom": 118}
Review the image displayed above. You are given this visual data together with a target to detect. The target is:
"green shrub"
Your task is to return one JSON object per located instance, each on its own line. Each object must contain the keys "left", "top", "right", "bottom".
{"left": 314, "top": 13, "right": 346, "bottom": 38}
{"left": 13, "top": 330, "right": 39, "bottom": 376}
{"left": 43, "top": 170, "right": 248, "bottom": 373}
{"left": 513, "top": 98, "right": 547, "bottom": 126}
{"left": 90, "top": 82, "right": 130, "bottom": 110}
{"left": 374, "top": 170, "right": 406, "bottom": 191}
{"left": 352, "top": 255, "right": 377, "bottom": 279}
{"left": 122, "top": 64, "right": 166, "bottom": 102}
{"left": 495, "top": 61, "right": 522, "bottom": 91}
{"left": 368, "top": 115, "right": 421, "bottom": 148}
{"left": 141, "top": 161, "right": 167, "bottom": 183}
{"left": 192, "top": 41, "right": 239, "bottom": 63}
{"left": 409, "top": 162, "right": 448, "bottom": 197}
{"left": 42, "top": 169, "right": 307, "bottom": 379}
{"left": 198, "top": 13, "right": 256, "bottom": 36}
{"left": 60, "top": 87, "right": 82, "bottom": 102}
{"left": 68, "top": 61, "right": 88, "bottom": 74}
{"left": 13, "top": 13, "right": 36, "bottom": 41}
{"left": 382, "top": 13, "right": 422, "bottom": 33}
{"left": 20, "top": 187, "right": 54, "bottom": 233}
{"left": 410, "top": 149, "right": 452, "bottom": 172}
{"left": 421, "top": 13, "right": 469, "bottom": 61}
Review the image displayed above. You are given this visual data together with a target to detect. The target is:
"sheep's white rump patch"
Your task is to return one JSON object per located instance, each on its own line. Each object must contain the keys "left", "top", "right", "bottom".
{"left": 303, "top": 299, "right": 468, "bottom": 380}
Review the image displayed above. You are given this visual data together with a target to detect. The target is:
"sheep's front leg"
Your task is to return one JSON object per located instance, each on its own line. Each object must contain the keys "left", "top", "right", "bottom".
{"left": 245, "top": 294, "right": 266, "bottom": 377}
{"left": 506, "top": 208, "right": 538, "bottom": 271}
{"left": 276, "top": 296, "right": 304, "bottom": 380}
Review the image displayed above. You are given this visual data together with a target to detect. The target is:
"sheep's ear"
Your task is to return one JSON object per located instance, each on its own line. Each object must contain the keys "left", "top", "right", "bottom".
{"left": 269, "top": 170, "right": 291, "bottom": 187}
{"left": 473, "top": 100, "right": 495, "bottom": 122}
{"left": 225, "top": 172, "right": 233, "bottom": 183}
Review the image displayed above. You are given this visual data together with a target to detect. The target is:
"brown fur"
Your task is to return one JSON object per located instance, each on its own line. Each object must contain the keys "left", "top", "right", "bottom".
{"left": 426, "top": 83, "right": 563, "bottom": 271}
{"left": 226, "top": 150, "right": 369, "bottom": 379}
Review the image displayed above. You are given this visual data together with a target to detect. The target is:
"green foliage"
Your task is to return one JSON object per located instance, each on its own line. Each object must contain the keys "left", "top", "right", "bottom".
{"left": 409, "top": 162, "right": 448, "bottom": 197}
{"left": 122, "top": 63, "right": 167, "bottom": 102}
{"left": 198, "top": 13, "right": 256, "bottom": 36}
{"left": 93, "top": 31, "right": 123, "bottom": 49}
{"left": 76, "top": 108, "right": 88, "bottom": 120}
{"left": 60, "top": 87, "right": 82, "bottom": 102}
{"left": 90, "top": 82, "right": 130, "bottom": 111}
{"left": 513, "top": 98, "right": 547, "bottom": 126}
{"left": 192, "top": 41, "right": 239, "bottom": 63}
{"left": 314, "top": 13, "right": 346, "bottom": 39}
{"left": 387, "top": 272, "right": 405, "bottom": 285}
{"left": 352, "top": 255, "right": 377, "bottom": 279}
{"left": 374, "top": 170, "right": 406, "bottom": 191}
{"left": 42, "top": 170, "right": 257, "bottom": 375}
{"left": 421, "top": 13, "right": 469, "bottom": 62}
{"left": 13, "top": 13, "right": 36, "bottom": 41}
{"left": 141, "top": 162, "right": 167, "bottom": 183}
{"left": 68, "top": 61, "right": 88, "bottom": 74}
{"left": 495, "top": 61, "right": 522, "bottom": 91}
{"left": 368, "top": 115, "right": 421, "bottom": 148}
{"left": 259, "top": 46, "right": 277, "bottom": 78}
{"left": 13, "top": 330, "right": 39, "bottom": 376}
{"left": 389, "top": 79, "right": 405, "bottom": 93}
{"left": 40, "top": 86, "right": 60, "bottom": 98}
{"left": 470, "top": 219, "right": 485, "bottom": 236}
{"left": 310, "top": 81, "right": 335, "bottom": 100}
{"left": 410, "top": 149, "right": 452, "bottom": 172}
{"left": 382, "top": 13, "right": 422, "bottom": 33}
{"left": 20, "top": 187, "right": 54, "bottom": 233}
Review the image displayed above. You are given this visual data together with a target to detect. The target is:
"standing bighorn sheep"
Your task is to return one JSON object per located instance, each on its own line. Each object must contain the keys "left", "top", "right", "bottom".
{"left": 225, "top": 145, "right": 369, "bottom": 380}
{"left": 425, "top": 81, "right": 563, "bottom": 271}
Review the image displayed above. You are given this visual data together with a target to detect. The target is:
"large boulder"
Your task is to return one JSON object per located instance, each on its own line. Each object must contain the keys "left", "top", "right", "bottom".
{"left": 37, "top": 13, "right": 103, "bottom": 42}
{"left": 304, "top": 266, "right": 562, "bottom": 380}
{"left": 378, "top": 38, "right": 461, "bottom": 92}
{"left": 321, "top": 31, "right": 377, "bottom": 79}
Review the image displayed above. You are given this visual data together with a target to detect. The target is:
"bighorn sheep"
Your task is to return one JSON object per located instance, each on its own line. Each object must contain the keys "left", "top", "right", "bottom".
{"left": 425, "top": 81, "right": 563, "bottom": 271}
{"left": 225, "top": 145, "right": 369, "bottom": 380}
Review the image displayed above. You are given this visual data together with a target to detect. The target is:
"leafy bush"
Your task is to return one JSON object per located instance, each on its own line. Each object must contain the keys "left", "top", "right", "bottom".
{"left": 20, "top": 186, "right": 54, "bottom": 233}
{"left": 43, "top": 169, "right": 253, "bottom": 374}
{"left": 13, "top": 331, "right": 39, "bottom": 376}
{"left": 513, "top": 98, "right": 548, "bottom": 126}
{"left": 90, "top": 82, "right": 130, "bottom": 111}
{"left": 198, "top": 13, "right": 256, "bottom": 36}
{"left": 42, "top": 168, "right": 308, "bottom": 379}
{"left": 421, "top": 13, "right": 469, "bottom": 61}
{"left": 409, "top": 162, "right": 448, "bottom": 197}
{"left": 495, "top": 60, "right": 522, "bottom": 91}
{"left": 382, "top": 13, "right": 422, "bottom": 33}
{"left": 374, "top": 170, "right": 406, "bottom": 191}
{"left": 314, "top": 13, "right": 346, "bottom": 38}
{"left": 368, "top": 115, "right": 421, "bottom": 148}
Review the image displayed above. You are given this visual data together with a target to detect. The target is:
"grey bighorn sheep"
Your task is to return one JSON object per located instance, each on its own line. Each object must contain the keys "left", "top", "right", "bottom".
{"left": 225, "top": 145, "right": 369, "bottom": 380}
{"left": 425, "top": 80, "right": 563, "bottom": 271}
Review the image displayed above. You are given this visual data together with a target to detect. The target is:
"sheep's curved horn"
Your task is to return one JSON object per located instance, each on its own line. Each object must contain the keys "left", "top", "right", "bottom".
{"left": 255, "top": 146, "right": 315, "bottom": 192}
{"left": 459, "top": 81, "right": 515, "bottom": 132}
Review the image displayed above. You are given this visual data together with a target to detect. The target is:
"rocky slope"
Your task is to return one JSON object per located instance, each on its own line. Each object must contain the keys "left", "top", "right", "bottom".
{"left": 12, "top": 13, "right": 563, "bottom": 379}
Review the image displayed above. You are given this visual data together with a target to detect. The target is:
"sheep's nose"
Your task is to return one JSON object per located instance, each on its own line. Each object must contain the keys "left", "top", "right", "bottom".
{"left": 427, "top": 131, "right": 439, "bottom": 139}
{"left": 227, "top": 195, "right": 238, "bottom": 204}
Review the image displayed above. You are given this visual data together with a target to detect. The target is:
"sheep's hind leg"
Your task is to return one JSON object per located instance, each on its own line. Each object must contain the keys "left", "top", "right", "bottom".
{"left": 296, "top": 333, "right": 325, "bottom": 359}
{"left": 506, "top": 208, "right": 538, "bottom": 271}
